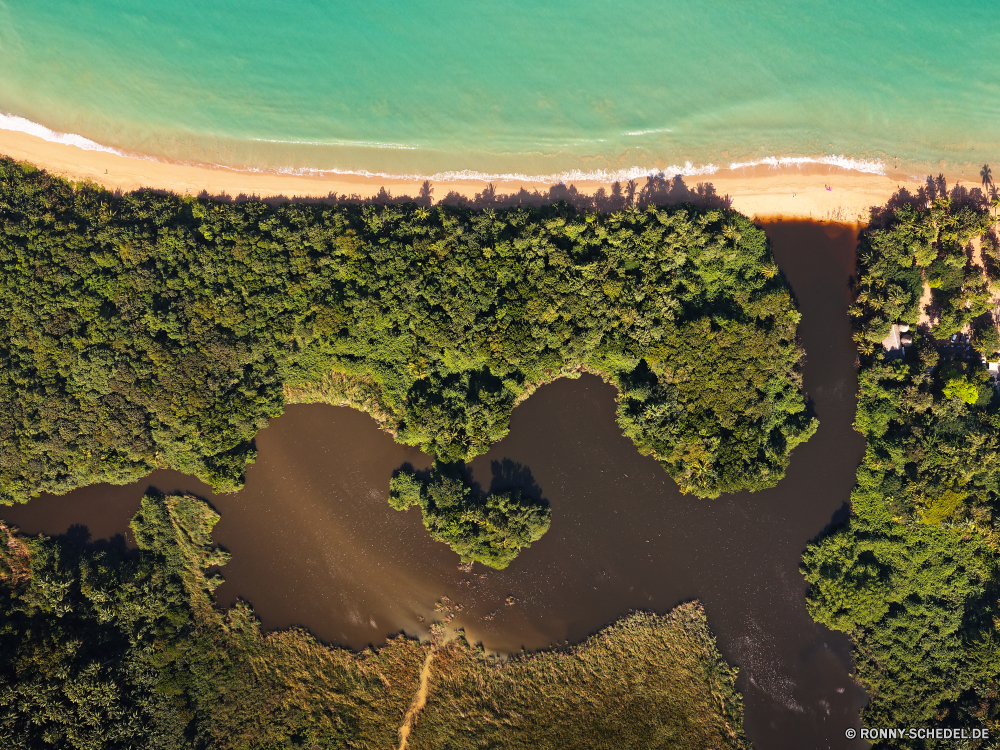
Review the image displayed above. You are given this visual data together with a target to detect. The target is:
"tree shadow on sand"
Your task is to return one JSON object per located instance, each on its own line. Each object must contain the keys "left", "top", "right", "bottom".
{"left": 438, "top": 172, "right": 730, "bottom": 212}
{"left": 126, "top": 171, "right": 732, "bottom": 212}
{"left": 868, "top": 172, "right": 994, "bottom": 228}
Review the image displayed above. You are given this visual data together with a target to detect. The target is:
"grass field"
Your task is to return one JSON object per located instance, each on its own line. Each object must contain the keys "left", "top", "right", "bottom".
{"left": 1, "top": 492, "right": 749, "bottom": 749}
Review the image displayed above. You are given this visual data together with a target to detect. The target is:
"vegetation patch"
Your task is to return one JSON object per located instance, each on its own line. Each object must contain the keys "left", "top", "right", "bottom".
{"left": 0, "top": 493, "right": 749, "bottom": 749}
{"left": 0, "top": 157, "right": 813, "bottom": 510}
{"left": 802, "top": 197, "right": 1000, "bottom": 740}
{"left": 389, "top": 462, "right": 551, "bottom": 569}
{"left": 409, "top": 604, "right": 749, "bottom": 750}
{"left": 0, "top": 492, "right": 427, "bottom": 749}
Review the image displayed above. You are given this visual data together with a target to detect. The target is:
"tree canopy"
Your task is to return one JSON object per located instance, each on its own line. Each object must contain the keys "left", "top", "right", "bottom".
{"left": 0, "top": 492, "right": 749, "bottom": 749}
{"left": 0, "top": 492, "right": 425, "bottom": 749}
{"left": 849, "top": 197, "right": 994, "bottom": 353}
{"left": 0, "top": 157, "right": 814, "bottom": 503}
{"left": 389, "top": 462, "right": 551, "bottom": 569}
{"left": 803, "top": 200, "right": 1000, "bottom": 736}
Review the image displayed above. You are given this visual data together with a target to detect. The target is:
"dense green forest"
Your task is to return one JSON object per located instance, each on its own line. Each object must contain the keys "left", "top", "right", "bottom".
{"left": 389, "top": 461, "right": 551, "bottom": 569}
{"left": 0, "top": 156, "right": 814, "bottom": 511}
{"left": 0, "top": 492, "right": 749, "bottom": 749}
{"left": 802, "top": 197, "right": 1000, "bottom": 741}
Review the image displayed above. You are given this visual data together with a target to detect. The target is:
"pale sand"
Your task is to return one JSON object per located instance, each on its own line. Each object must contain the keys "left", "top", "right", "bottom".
{"left": 0, "top": 128, "right": 982, "bottom": 222}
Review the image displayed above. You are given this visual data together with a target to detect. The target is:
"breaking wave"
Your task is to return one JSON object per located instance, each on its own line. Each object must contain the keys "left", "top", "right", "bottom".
{"left": 0, "top": 112, "right": 153, "bottom": 160}
{"left": 0, "top": 112, "right": 886, "bottom": 182}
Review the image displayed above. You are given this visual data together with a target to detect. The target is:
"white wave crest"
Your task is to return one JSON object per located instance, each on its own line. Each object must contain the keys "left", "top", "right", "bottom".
{"left": 728, "top": 154, "right": 886, "bottom": 175}
{"left": 0, "top": 111, "right": 155, "bottom": 160}
{"left": 250, "top": 137, "right": 418, "bottom": 150}
{"left": 1, "top": 111, "right": 887, "bottom": 182}
{"left": 624, "top": 127, "right": 673, "bottom": 136}
{"left": 247, "top": 161, "right": 721, "bottom": 184}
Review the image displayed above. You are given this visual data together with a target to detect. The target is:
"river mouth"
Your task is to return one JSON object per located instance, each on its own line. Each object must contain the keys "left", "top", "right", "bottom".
{"left": 2, "top": 220, "right": 866, "bottom": 750}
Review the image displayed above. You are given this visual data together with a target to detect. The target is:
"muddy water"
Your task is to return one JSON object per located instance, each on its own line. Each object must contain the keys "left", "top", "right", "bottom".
{"left": 2, "top": 221, "right": 866, "bottom": 750}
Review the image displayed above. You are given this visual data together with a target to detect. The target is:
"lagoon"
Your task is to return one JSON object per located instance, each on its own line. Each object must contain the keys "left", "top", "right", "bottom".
{"left": 3, "top": 220, "right": 866, "bottom": 750}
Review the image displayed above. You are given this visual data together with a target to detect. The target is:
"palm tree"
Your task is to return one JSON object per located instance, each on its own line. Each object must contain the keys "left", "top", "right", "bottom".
{"left": 418, "top": 180, "right": 433, "bottom": 206}
{"left": 982, "top": 164, "right": 993, "bottom": 192}
{"left": 935, "top": 173, "right": 947, "bottom": 198}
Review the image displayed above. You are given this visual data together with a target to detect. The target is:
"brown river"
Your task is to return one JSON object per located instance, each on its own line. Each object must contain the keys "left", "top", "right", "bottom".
{"left": 3, "top": 221, "right": 867, "bottom": 750}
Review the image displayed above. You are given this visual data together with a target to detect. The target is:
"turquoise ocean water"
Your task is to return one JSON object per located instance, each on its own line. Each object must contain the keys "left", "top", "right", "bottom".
{"left": 0, "top": 0, "right": 998, "bottom": 180}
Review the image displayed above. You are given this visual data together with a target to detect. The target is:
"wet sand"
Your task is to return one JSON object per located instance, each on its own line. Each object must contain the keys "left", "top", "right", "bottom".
{"left": 0, "top": 127, "right": 974, "bottom": 222}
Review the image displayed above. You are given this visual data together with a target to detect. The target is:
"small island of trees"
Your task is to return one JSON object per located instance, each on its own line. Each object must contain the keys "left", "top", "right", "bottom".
{"left": 0, "top": 492, "right": 750, "bottom": 748}
{"left": 389, "top": 461, "right": 551, "bottom": 569}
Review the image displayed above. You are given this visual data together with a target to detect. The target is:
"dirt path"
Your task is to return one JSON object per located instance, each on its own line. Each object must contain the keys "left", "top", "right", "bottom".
{"left": 397, "top": 646, "right": 436, "bottom": 750}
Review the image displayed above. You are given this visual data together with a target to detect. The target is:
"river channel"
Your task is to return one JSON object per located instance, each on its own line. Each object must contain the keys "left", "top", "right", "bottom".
{"left": 2, "top": 220, "right": 867, "bottom": 750}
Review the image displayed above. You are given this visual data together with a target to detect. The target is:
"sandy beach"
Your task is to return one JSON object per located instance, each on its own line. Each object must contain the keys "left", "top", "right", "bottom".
{"left": 0, "top": 127, "right": 980, "bottom": 223}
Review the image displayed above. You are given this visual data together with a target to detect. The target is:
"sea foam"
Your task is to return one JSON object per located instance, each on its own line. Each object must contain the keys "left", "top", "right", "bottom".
{"left": 624, "top": 128, "right": 674, "bottom": 136}
{"left": 1, "top": 112, "right": 885, "bottom": 183}
{"left": 250, "top": 137, "right": 418, "bottom": 151}
{"left": 272, "top": 162, "right": 722, "bottom": 184}
{"left": 728, "top": 155, "right": 886, "bottom": 176}
{"left": 0, "top": 112, "right": 152, "bottom": 160}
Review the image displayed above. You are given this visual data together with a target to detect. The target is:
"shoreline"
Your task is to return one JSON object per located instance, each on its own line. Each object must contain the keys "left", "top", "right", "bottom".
{"left": 0, "top": 127, "right": 985, "bottom": 222}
